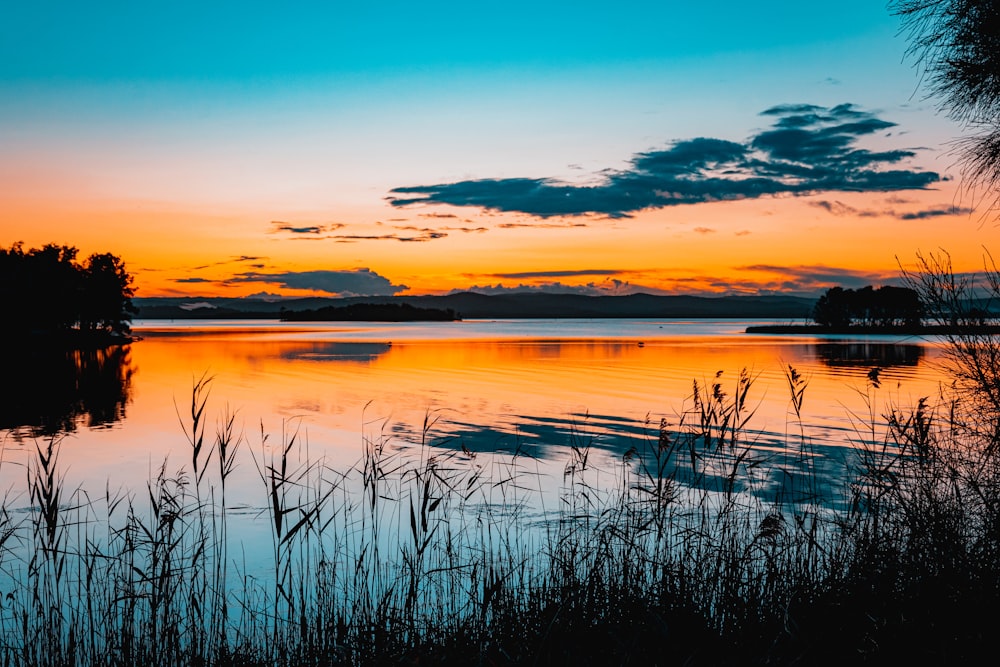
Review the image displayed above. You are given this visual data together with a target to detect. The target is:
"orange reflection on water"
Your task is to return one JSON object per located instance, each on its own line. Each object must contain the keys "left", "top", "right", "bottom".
{"left": 128, "top": 329, "right": 946, "bottom": 454}
{"left": 0, "top": 323, "right": 949, "bottom": 503}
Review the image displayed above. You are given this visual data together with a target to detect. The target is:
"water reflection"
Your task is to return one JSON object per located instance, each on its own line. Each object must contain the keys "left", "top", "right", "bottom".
{"left": 813, "top": 342, "right": 924, "bottom": 367}
{"left": 0, "top": 323, "right": 952, "bottom": 509}
{"left": 0, "top": 345, "right": 135, "bottom": 438}
{"left": 279, "top": 342, "right": 393, "bottom": 363}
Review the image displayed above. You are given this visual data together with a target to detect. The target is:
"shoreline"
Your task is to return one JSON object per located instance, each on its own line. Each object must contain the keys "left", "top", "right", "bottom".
{"left": 746, "top": 324, "right": 1000, "bottom": 335}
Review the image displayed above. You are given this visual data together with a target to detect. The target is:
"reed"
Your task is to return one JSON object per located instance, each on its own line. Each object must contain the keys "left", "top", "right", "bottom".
{"left": 1, "top": 358, "right": 999, "bottom": 665}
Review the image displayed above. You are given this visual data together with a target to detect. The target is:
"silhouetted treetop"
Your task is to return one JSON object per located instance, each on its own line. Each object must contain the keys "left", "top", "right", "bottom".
{"left": 0, "top": 242, "right": 137, "bottom": 343}
{"left": 813, "top": 285, "right": 924, "bottom": 328}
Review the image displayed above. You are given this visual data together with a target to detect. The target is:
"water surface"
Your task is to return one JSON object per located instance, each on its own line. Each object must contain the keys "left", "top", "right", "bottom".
{"left": 0, "top": 319, "right": 949, "bottom": 495}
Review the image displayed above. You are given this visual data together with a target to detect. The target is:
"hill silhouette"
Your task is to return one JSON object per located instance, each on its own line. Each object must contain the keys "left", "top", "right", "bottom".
{"left": 135, "top": 292, "right": 816, "bottom": 320}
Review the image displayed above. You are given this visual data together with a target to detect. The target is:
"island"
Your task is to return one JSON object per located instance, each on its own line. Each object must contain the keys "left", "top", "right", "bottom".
{"left": 0, "top": 243, "right": 137, "bottom": 348}
{"left": 280, "top": 302, "right": 460, "bottom": 322}
{"left": 745, "top": 323, "right": 1000, "bottom": 335}
{"left": 745, "top": 285, "right": 1000, "bottom": 335}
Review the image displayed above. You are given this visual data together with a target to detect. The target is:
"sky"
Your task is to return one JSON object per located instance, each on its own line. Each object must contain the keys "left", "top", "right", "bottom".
{"left": 0, "top": 1, "right": 992, "bottom": 299}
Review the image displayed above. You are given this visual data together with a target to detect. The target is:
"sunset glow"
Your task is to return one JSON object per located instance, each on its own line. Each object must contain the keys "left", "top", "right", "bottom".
{"left": 1, "top": 2, "right": 990, "bottom": 298}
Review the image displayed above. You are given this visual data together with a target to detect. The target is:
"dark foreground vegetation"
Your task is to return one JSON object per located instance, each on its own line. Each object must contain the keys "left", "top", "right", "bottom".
{"left": 0, "top": 253, "right": 999, "bottom": 666}
{"left": 812, "top": 285, "right": 925, "bottom": 329}
{"left": 747, "top": 322, "right": 1000, "bottom": 335}
{"left": 750, "top": 280, "right": 1000, "bottom": 334}
{"left": 0, "top": 242, "right": 137, "bottom": 346}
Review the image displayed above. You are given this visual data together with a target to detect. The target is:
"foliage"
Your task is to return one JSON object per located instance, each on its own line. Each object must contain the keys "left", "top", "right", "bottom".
{"left": 892, "top": 0, "right": 1000, "bottom": 212}
{"left": 812, "top": 284, "right": 924, "bottom": 328}
{"left": 902, "top": 249, "right": 1000, "bottom": 437}
{"left": 4, "top": 350, "right": 1000, "bottom": 665}
{"left": 6, "top": 259, "right": 1000, "bottom": 664}
{"left": 0, "top": 242, "right": 137, "bottom": 339}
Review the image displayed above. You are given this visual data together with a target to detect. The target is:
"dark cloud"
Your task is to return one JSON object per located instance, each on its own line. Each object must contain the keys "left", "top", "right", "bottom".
{"left": 497, "top": 221, "right": 589, "bottom": 229}
{"left": 277, "top": 228, "right": 450, "bottom": 243}
{"left": 693, "top": 227, "right": 716, "bottom": 234}
{"left": 810, "top": 200, "right": 973, "bottom": 220}
{"left": 899, "top": 205, "right": 974, "bottom": 220}
{"left": 270, "top": 221, "right": 346, "bottom": 235}
{"left": 173, "top": 277, "right": 214, "bottom": 283}
{"left": 388, "top": 103, "right": 940, "bottom": 218}
{"left": 737, "top": 264, "right": 896, "bottom": 290}
{"left": 809, "top": 200, "right": 881, "bottom": 217}
{"left": 391, "top": 223, "right": 488, "bottom": 234}
{"left": 329, "top": 231, "right": 447, "bottom": 243}
{"left": 230, "top": 269, "right": 407, "bottom": 296}
{"left": 441, "top": 226, "right": 488, "bottom": 233}
{"left": 490, "top": 269, "right": 625, "bottom": 279}
{"left": 454, "top": 279, "right": 664, "bottom": 296}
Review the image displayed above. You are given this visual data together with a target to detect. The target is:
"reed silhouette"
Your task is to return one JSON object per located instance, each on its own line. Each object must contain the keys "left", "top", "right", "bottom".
{"left": 0, "top": 354, "right": 997, "bottom": 665}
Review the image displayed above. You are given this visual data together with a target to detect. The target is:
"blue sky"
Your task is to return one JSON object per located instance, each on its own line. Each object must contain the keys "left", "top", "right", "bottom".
{"left": 2, "top": 2, "right": 907, "bottom": 82}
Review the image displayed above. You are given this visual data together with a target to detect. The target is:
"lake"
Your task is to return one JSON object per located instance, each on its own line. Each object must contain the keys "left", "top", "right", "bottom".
{"left": 1, "top": 318, "right": 949, "bottom": 495}
{"left": 0, "top": 318, "right": 952, "bottom": 582}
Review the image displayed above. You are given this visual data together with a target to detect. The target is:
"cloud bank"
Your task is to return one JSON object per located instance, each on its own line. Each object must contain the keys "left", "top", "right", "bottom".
{"left": 455, "top": 279, "right": 664, "bottom": 297}
{"left": 388, "top": 104, "right": 940, "bottom": 218}
{"left": 230, "top": 269, "right": 407, "bottom": 296}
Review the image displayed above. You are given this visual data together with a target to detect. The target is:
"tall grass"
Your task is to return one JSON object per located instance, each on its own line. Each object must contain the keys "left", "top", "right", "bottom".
{"left": 1, "top": 354, "right": 1000, "bottom": 664}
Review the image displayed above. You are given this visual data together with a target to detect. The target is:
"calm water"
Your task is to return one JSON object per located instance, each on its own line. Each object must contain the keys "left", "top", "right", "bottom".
{"left": 0, "top": 318, "right": 952, "bottom": 582}
{"left": 0, "top": 318, "right": 948, "bottom": 494}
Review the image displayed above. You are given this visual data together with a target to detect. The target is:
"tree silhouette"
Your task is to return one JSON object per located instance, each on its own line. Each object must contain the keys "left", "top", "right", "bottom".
{"left": 892, "top": 0, "right": 1000, "bottom": 212}
{"left": 0, "top": 243, "right": 136, "bottom": 342}
{"left": 813, "top": 285, "right": 924, "bottom": 328}
{"left": 813, "top": 286, "right": 853, "bottom": 328}
{"left": 79, "top": 252, "right": 137, "bottom": 336}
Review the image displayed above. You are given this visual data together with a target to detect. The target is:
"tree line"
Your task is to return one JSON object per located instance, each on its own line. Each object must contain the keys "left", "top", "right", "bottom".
{"left": 812, "top": 285, "right": 924, "bottom": 329}
{"left": 0, "top": 242, "right": 137, "bottom": 340}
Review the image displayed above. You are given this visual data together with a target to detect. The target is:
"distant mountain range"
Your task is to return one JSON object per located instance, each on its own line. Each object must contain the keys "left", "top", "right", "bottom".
{"left": 134, "top": 292, "right": 817, "bottom": 320}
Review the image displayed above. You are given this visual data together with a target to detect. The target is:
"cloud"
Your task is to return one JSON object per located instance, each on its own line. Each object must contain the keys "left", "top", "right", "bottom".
{"left": 454, "top": 279, "right": 666, "bottom": 296}
{"left": 488, "top": 269, "right": 626, "bottom": 279}
{"left": 441, "top": 226, "right": 488, "bottom": 233}
{"left": 810, "top": 200, "right": 974, "bottom": 220}
{"left": 393, "top": 223, "right": 489, "bottom": 235}
{"left": 230, "top": 269, "right": 407, "bottom": 296}
{"left": 245, "top": 291, "right": 289, "bottom": 302}
{"left": 899, "top": 205, "right": 974, "bottom": 220}
{"left": 329, "top": 231, "right": 448, "bottom": 243}
{"left": 173, "top": 277, "right": 214, "bottom": 283}
{"left": 270, "top": 221, "right": 346, "bottom": 235}
{"left": 693, "top": 227, "right": 715, "bottom": 234}
{"left": 737, "top": 264, "right": 897, "bottom": 290}
{"left": 497, "top": 221, "right": 589, "bottom": 229}
{"left": 809, "top": 200, "right": 881, "bottom": 217}
{"left": 388, "top": 103, "right": 940, "bottom": 218}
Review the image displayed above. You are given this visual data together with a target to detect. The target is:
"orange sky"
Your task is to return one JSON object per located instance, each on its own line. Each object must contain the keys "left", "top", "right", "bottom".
{"left": 1, "top": 177, "right": 989, "bottom": 299}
